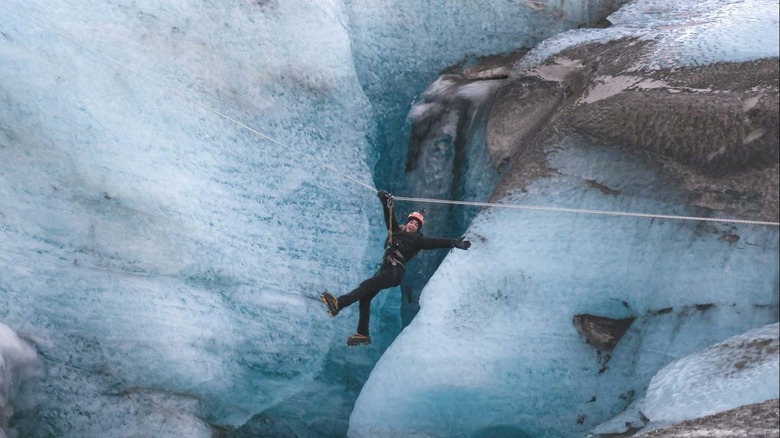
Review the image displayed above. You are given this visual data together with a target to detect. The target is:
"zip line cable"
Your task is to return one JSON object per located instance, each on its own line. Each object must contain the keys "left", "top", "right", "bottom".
{"left": 394, "top": 196, "right": 780, "bottom": 226}
{"left": 13, "top": 12, "right": 780, "bottom": 228}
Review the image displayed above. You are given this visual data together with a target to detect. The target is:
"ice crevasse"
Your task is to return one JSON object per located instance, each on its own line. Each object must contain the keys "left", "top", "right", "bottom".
{"left": 349, "top": 0, "right": 780, "bottom": 437}
{"left": 0, "top": 0, "right": 777, "bottom": 437}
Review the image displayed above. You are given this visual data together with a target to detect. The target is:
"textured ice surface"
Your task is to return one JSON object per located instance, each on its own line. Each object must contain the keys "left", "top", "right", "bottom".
{"left": 347, "top": 0, "right": 626, "bottom": 328}
{"left": 0, "top": 0, "right": 625, "bottom": 435}
{"left": 592, "top": 324, "right": 780, "bottom": 435}
{"left": 345, "top": 0, "right": 618, "bottom": 93}
{"left": 516, "top": 0, "right": 780, "bottom": 72}
{"left": 640, "top": 323, "right": 779, "bottom": 431}
{"left": 349, "top": 140, "right": 779, "bottom": 438}
{"left": 1, "top": 0, "right": 379, "bottom": 434}
{"left": 352, "top": 0, "right": 780, "bottom": 435}
{"left": 345, "top": 0, "right": 625, "bottom": 186}
{"left": 2, "top": 0, "right": 778, "bottom": 436}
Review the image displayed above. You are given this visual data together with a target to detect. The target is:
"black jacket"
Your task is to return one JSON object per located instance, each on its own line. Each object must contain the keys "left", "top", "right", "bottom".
{"left": 381, "top": 198, "right": 457, "bottom": 264}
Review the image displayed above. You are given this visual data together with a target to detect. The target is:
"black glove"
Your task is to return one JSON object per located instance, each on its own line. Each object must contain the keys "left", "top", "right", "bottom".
{"left": 454, "top": 238, "right": 471, "bottom": 250}
{"left": 377, "top": 190, "right": 390, "bottom": 200}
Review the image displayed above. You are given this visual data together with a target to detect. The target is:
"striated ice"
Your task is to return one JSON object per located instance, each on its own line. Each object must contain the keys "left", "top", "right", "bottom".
{"left": 1, "top": 0, "right": 777, "bottom": 436}
{"left": 639, "top": 323, "right": 780, "bottom": 432}
{"left": 1, "top": 0, "right": 379, "bottom": 434}
{"left": 1, "top": 0, "right": 625, "bottom": 435}
{"left": 516, "top": 0, "right": 780, "bottom": 72}
{"left": 349, "top": 140, "right": 779, "bottom": 438}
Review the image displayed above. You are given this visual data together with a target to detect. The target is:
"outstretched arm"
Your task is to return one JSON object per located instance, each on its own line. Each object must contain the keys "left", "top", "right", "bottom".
{"left": 377, "top": 190, "right": 400, "bottom": 232}
{"left": 417, "top": 236, "right": 471, "bottom": 250}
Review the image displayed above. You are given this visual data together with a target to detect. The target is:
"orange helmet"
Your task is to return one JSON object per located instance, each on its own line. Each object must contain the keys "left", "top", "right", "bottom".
{"left": 407, "top": 211, "right": 425, "bottom": 227}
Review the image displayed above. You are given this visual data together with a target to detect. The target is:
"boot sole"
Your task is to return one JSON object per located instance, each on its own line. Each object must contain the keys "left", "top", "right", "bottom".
{"left": 347, "top": 342, "right": 371, "bottom": 347}
{"left": 320, "top": 293, "right": 337, "bottom": 317}
{"left": 347, "top": 337, "right": 371, "bottom": 347}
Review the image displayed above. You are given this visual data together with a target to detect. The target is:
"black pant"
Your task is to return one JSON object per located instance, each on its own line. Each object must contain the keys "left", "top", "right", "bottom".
{"left": 337, "top": 262, "right": 404, "bottom": 336}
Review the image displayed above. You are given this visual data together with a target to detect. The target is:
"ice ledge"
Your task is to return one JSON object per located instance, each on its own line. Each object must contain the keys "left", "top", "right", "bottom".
{"left": 592, "top": 323, "right": 780, "bottom": 436}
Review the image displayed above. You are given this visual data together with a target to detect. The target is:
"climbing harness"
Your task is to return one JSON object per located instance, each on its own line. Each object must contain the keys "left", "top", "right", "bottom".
{"left": 13, "top": 10, "right": 779, "bottom": 228}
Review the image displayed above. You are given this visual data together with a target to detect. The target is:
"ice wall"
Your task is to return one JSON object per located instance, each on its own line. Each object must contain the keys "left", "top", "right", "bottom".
{"left": 352, "top": 0, "right": 779, "bottom": 435}
{"left": 350, "top": 140, "right": 779, "bottom": 438}
{"left": 345, "top": 0, "right": 629, "bottom": 326}
{"left": 2, "top": 0, "right": 777, "bottom": 436}
{"left": 1, "top": 1, "right": 380, "bottom": 436}
{"left": 641, "top": 323, "right": 778, "bottom": 432}
{"left": 344, "top": 0, "right": 628, "bottom": 185}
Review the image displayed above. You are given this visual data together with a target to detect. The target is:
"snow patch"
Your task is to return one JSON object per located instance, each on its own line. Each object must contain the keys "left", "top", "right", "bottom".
{"left": 526, "top": 56, "right": 585, "bottom": 82}
{"left": 640, "top": 323, "right": 780, "bottom": 431}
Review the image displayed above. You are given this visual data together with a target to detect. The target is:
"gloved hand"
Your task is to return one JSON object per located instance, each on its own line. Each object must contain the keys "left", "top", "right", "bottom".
{"left": 377, "top": 190, "right": 391, "bottom": 200}
{"left": 454, "top": 238, "right": 471, "bottom": 250}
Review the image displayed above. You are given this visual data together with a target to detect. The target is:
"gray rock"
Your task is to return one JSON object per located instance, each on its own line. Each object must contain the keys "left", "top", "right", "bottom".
{"left": 638, "top": 398, "right": 779, "bottom": 438}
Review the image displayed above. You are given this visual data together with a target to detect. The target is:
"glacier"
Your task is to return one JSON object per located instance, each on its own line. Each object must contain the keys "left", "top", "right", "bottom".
{"left": 637, "top": 323, "right": 779, "bottom": 432}
{"left": 351, "top": 139, "right": 779, "bottom": 437}
{"left": 1, "top": 1, "right": 380, "bottom": 436}
{"left": 591, "top": 323, "right": 779, "bottom": 436}
{"left": 350, "top": 0, "right": 779, "bottom": 436}
{"left": 1, "top": 0, "right": 778, "bottom": 437}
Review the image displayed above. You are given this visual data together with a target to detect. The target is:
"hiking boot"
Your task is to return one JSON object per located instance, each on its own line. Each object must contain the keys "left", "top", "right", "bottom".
{"left": 321, "top": 292, "right": 339, "bottom": 317}
{"left": 346, "top": 333, "right": 371, "bottom": 347}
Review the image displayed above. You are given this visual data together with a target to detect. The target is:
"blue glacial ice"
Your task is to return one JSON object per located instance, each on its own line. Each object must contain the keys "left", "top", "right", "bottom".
{"left": 1, "top": 0, "right": 380, "bottom": 434}
{"left": 591, "top": 323, "right": 780, "bottom": 435}
{"left": 0, "top": 0, "right": 778, "bottom": 437}
{"left": 0, "top": 0, "right": 629, "bottom": 436}
{"left": 349, "top": 138, "right": 779, "bottom": 438}
{"left": 639, "top": 322, "right": 779, "bottom": 431}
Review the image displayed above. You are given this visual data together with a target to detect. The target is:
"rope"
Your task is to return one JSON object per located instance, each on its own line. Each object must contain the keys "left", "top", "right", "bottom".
{"left": 12, "top": 11, "right": 779, "bottom": 228}
{"left": 394, "top": 196, "right": 780, "bottom": 226}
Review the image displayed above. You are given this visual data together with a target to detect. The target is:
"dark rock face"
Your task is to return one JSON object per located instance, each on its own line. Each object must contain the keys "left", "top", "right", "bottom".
{"left": 483, "top": 39, "right": 779, "bottom": 223}
{"left": 640, "top": 398, "right": 780, "bottom": 438}
{"left": 399, "top": 74, "right": 505, "bottom": 325}
{"left": 486, "top": 77, "right": 564, "bottom": 167}
{"left": 573, "top": 314, "right": 635, "bottom": 352}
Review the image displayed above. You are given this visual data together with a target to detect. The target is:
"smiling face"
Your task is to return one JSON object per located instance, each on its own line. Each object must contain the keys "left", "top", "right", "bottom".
{"left": 403, "top": 219, "right": 420, "bottom": 233}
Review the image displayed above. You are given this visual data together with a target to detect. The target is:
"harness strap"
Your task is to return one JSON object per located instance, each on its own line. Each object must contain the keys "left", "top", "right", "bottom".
{"left": 385, "top": 252, "right": 406, "bottom": 269}
{"left": 386, "top": 195, "right": 394, "bottom": 249}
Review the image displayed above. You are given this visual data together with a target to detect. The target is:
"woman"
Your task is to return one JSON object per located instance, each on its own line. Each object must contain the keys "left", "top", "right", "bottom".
{"left": 322, "top": 190, "right": 471, "bottom": 346}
